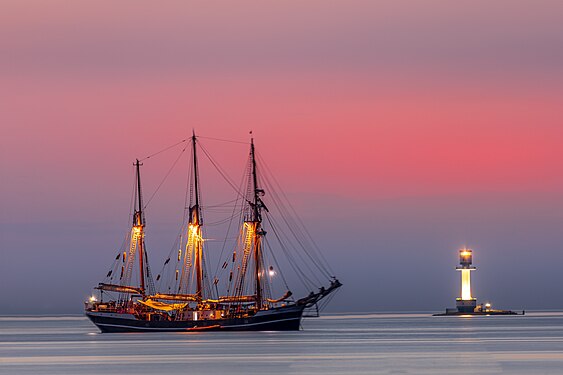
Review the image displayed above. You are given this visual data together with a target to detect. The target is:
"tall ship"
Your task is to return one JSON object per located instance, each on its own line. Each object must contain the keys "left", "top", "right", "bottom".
{"left": 85, "top": 133, "right": 341, "bottom": 332}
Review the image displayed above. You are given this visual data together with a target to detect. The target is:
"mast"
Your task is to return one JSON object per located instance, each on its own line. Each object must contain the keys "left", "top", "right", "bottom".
{"left": 134, "top": 159, "right": 146, "bottom": 296}
{"left": 191, "top": 131, "right": 203, "bottom": 300}
{"left": 192, "top": 131, "right": 201, "bottom": 221}
{"left": 250, "top": 137, "right": 263, "bottom": 309}
{"left": 175, "top": 132, "right": 206, "bottom": 301}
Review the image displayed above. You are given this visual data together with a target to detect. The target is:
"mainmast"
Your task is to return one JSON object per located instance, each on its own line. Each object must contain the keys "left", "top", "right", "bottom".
{"left": 143, "top": 134, "right": 209, "bottom": 303}
{"left": 173, "top": 132, "right": 207, "bottom": 301}
{"left": 134, "top": 159, "right": 146, "bottom": 296}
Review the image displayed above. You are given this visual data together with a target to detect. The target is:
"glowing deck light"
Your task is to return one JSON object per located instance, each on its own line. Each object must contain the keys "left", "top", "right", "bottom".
{"left": 268, "top": 266, "right": 275, "bottom": 277}
{"left": 89, "top": 296, "right": 97, "bottom": 303}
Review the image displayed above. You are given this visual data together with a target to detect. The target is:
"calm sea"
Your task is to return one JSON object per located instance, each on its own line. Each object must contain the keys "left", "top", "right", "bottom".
{"left": 2, "top": 311, "right": 563, "bottom": 374}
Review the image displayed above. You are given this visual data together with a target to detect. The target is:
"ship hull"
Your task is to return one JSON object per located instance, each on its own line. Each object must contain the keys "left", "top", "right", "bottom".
{"left": 86, "top": 305, "right": 305, "bottom": 333}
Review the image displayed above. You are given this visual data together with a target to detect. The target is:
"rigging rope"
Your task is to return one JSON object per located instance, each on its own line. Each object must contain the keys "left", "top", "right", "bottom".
{"left": 212, "top": 167, "right": 247, "bottom": 281}
{"left": 143, "top": 145, "right": 188, "bottom": 209}
{"left": 264, "top": 211, "right": 320, "bottom": 288}
{"left": 259, "top": 165, "right": 332, "bottom": 280}
{"left": 197, "top": 140, "right": 246, "bottom": 199}
{"left": 257, "top": 152, "right": 335, "bottom": 278}
{"left": 139, "top": 138, "right": 188, "bottom": 162}
{"left": 198, "top": 135, "right": 249, "bottom": 145}
{"left": 263, "top": 236, "right": 290, "bottom": 291}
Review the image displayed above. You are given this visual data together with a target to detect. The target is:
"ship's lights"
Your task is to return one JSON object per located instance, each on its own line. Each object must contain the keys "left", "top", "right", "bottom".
{"left": 485, "top": 303, "right": 491, "bottom": 309}
{"left": 89, "top": 295, "right": 97, "bottom": 303}
{"left": 268, "top": 266, "right": 275, "bottom": 277}
{"left": 188, "top": 224, "right": 202, "bottom": 241}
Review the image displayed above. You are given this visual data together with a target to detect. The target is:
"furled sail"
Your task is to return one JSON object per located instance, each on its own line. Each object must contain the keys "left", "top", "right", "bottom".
{"left": 218, "top": 295, "right": 257, "bottom": 303}
{"left": 152, "top": 293, "right": 200, "bottom": 302}
{"left": 137, "top": 299, "right": 187, "bottom": 311}
{"left": 96, "top": 283, "right": 141, "bottom": 294}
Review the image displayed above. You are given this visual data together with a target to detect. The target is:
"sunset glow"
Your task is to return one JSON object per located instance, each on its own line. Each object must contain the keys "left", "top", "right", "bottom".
{"left": 2, "top": 0, "right": 563, "bottom": 314}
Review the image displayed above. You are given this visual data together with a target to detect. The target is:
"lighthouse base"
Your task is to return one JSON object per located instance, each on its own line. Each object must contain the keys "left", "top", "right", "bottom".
{"left": 433, "top": 307, "right": 523, "bottom": 316}
{"left": 455, "top": 299, "right": 477, "bottom": 313}
{"left": 432, "top": 299, "right": 524, "bottom": 316}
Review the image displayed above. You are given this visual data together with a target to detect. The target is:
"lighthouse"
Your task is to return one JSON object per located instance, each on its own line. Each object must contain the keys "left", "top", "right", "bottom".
{"left": 434, "top": 247, "right": 522, "bottom": 316}
{"left": 455, "top": 248, "right": 477, "bottom": 313}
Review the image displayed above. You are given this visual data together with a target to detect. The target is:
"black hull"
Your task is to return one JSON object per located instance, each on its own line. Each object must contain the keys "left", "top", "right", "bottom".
{"left": 86, "top": 305, "right": 305, "bottom": 333}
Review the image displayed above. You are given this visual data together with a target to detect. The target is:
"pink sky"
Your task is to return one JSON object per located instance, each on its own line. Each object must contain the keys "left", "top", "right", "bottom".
{"left": 1, "top": 1, "right": 563, "bottom": 313}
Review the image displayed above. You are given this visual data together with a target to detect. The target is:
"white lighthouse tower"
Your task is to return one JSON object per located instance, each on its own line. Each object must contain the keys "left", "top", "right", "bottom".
{"left": 455, "top": 248, "right": 477, "bottom": 313}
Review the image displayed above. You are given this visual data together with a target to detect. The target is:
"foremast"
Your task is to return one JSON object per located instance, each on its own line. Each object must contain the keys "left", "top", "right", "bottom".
{"left": 101, "top": 159, "right": 151, "bottom": 301}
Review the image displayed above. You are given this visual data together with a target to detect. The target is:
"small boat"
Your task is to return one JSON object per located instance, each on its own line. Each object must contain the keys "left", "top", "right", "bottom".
{"left": 186, "top": 324, "right": 222, "bottom": 331}
{"left": 85, "top": 132, "right": 341, "bottom": 332}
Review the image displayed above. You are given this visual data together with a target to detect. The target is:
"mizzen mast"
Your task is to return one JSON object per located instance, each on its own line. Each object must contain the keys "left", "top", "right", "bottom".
{"left": 230, "top": 136, "right": 269, "bottom": 309}
{"left": 250, "top": 136, "right": 265, "bottom": 309}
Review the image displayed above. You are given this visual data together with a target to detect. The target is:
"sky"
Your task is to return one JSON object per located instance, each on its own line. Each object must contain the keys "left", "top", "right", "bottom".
{"left": 1, "top": 0, "right": 563, "bottom": 314}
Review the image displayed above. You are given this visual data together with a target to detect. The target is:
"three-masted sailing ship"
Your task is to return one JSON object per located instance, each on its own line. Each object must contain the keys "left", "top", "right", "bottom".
{"left": 85, "top": 133, "right": 341, "bottom": 332}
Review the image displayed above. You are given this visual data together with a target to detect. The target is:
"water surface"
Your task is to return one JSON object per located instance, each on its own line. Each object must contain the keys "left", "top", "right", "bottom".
{"left": 2, "top": 312, "right": 563, "bottom": 374}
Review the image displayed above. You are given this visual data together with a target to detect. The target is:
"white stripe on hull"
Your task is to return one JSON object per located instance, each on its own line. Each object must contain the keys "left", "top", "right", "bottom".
{"left": 94, "top": 316, "right": 301, "bottom": 331}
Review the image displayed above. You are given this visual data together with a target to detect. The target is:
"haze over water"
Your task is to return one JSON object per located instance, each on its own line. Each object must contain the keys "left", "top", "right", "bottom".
{"left": 2, "top": 312, "right": 563, "bottom": 374}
